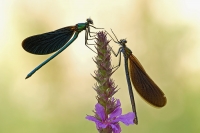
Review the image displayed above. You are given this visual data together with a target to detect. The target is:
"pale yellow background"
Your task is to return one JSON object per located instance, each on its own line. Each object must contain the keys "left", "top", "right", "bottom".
{"left": 1, "top": 0, "right": 200, "bottom": 132}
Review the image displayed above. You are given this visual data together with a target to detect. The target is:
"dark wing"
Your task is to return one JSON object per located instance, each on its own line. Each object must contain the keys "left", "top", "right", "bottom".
{"left": 128, "top": 54, "right": 167, "bottom": 107}
{"left": 22, "top": 26, "right": 75, "bottom": 55}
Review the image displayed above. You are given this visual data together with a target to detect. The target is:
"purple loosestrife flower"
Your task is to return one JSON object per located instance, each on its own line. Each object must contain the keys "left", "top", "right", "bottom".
{"left": 86, "top": 100, "right": 135, "bottom": 133}
{"left": 86, "top": 31, "right": 135, "bottom": 133}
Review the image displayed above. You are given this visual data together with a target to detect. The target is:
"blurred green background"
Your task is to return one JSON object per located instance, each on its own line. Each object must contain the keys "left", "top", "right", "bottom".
{"left": 1, "top": 0, "right": 200, "bottom": 132}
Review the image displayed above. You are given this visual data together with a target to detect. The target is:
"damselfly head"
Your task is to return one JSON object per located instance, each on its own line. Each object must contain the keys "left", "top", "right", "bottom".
{"left": 87, "top": 18, "right": 93, "bottom": 25}
{"left": 119, "top": 39, "right": 127, "bottom": 45}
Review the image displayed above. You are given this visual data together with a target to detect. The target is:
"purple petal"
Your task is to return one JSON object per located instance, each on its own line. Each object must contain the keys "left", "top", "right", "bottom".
{"left": 111, "top": 123, "right": 121, "bottom": 133}
{"left": 97, "top": 122, "right": 108, "bottom": 129}
{"left": 86, "top": 115, "right": 107, "bottom": 129}
{"left": 109, "top": 100, "right": 122, "bottom": 119}
{"left": 95, "top": 103, "right": 106, "bottom": 121}
{"left": 109, "top": 107, "right": 122, "bottom": 119}
{"left": 116, "top": 99, "right": 121, "bottom": 107}
{"left": 114, "top": 112, "right": 135, "bottom": 125}
{"left": 86, "top": 115, "right": 100, "bottom": 123}
{"left": 110, "top": 123, "right": 118, "bottom": 131}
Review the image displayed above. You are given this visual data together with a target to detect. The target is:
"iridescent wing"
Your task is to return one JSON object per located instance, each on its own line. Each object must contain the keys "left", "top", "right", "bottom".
{"left": 22, "top": 26, "right": 75, "bottom": 55}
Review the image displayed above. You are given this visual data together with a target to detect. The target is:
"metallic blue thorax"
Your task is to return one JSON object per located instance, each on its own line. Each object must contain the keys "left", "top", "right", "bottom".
{"left": 76, "top": 23, "right": 88, "bottom": 32}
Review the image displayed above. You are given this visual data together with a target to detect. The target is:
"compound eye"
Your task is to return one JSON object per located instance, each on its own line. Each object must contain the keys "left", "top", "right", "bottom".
{"left": 121, "top": 39, "right": 127, "bottom": 44}
{"left": 87, "top": 18, "right": 93, "bottom": 24}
